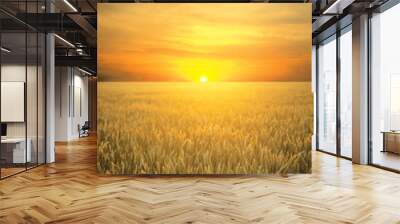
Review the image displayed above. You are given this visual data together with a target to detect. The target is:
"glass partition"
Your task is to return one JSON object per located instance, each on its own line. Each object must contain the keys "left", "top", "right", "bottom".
{"left": 0, "top": 2, "right": 46, "bottom": 179}
{"left": 1, "top": 31, "right": 28, "bottom": 178}
{"left": 38, "top": 32, "right": 46, "bottom": 165}
{"left": 27, "top": 30, "right": 38, "bottom": 169}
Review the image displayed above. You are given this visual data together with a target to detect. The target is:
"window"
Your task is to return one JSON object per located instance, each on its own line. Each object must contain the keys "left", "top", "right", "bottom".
{"left": 370, "top": 2, "right": 400, "bottom": 171}
{"left": 339, "top": 27, "right": 352, "bottom": 158}
{"left": 317, "top": 35, "right": 337, "bottom": 154}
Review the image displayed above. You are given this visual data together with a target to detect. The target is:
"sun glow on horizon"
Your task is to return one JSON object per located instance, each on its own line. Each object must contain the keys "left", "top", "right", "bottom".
{"left": 98, "top": 4, "right": 311, "bottom": 82}
{"left": 199, "top": 76, "right": 208, "bottom": 83}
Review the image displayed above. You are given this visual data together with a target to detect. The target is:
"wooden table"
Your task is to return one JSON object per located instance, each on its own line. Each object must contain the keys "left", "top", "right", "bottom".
{"left": 0, "top": 138, "right": 31, "bottom": 165}
{"left": 381, "top": 131, "right": 400, "bottom": 154}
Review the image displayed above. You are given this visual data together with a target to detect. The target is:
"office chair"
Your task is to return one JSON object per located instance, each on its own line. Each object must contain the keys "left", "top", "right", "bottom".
{"left": 79, "top": 121, "right": 90, "bottom": 138}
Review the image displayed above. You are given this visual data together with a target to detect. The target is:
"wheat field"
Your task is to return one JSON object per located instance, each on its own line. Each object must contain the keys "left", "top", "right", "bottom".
{"left": 97, "top": 82, "right": 313, "bottom": 175}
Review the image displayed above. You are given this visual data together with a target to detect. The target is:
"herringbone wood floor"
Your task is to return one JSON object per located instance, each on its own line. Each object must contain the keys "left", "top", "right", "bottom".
{"left": 1, "top": 136, "right": 400, "bottom": 224}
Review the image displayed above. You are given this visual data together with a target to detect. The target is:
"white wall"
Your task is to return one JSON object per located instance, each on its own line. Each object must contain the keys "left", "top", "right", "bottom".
{"left": 55, "top": 67, "right": 89, "bottom": 141}
{"left": 72, "top": 73, "right": 89, "bottom": 138}
{"left": 1, "top": 82, "right": 25, "bottom": 122}
{"left": 1, "top": 65, "right": 26, "bottom": 139}
{"left": 1, "top": 64, "right": 25, "bottom": 81}
{"left": 1, "top": 65, "right": 39, "bottom": 138}
{"left": 55, "top": 67, "right": 70, "bottom": 141}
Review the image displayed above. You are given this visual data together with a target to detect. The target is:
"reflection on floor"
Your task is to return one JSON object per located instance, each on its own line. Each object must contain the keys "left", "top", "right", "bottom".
{"left": 373, "top": 150, "right": 400, "bottom": 171}
{"left": 0, "top": 163, "right": 42, "bottom": 179}
{"left": 0, "top": 167, "right": 25, "bottom": 178}
{"left": 0, "top": 135, "right": 400, "bottom": 223}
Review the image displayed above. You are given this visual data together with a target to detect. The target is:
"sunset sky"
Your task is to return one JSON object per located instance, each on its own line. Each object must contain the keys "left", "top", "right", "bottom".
{"left": 98, "top": 4, "right": 311, "bottom": 82}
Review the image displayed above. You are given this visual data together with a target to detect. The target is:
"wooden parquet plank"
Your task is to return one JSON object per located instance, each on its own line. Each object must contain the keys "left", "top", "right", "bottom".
{"left": 0, "top": 135, "right": 400, "bottom": 223}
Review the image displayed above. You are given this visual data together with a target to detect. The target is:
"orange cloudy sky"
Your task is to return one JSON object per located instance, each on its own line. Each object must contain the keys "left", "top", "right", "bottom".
{"left": 98, "top": 4, "right": 311, "bottom": 82}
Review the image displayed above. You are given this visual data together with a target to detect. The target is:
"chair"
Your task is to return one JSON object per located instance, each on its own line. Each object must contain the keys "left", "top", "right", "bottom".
{"left": 79, "top": 121, "right": 90, "bottom": 138}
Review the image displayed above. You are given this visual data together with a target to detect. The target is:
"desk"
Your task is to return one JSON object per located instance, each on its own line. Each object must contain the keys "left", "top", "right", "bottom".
{"left": 382, "top": 131, "right": 400, "bottom": 154}
{"left": 1, "top": 138, "right": 31, "bottom": 163}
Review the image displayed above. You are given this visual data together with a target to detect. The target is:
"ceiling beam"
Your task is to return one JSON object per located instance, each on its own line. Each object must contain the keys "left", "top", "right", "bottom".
{"left": 67, "top": 13, "right": 97, "bottom": 40}
{"left": 55, "top": 55, "right": 96, "bottom": 72}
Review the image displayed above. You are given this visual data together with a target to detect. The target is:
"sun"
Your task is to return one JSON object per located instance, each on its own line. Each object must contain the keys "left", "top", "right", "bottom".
{"left": 199, "top": 76, "right": 208, "bottom": 83}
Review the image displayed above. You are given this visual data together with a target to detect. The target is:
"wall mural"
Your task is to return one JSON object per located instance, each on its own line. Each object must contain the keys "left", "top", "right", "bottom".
{"left": 97, "top": 3, "right": 312, "bottom": 174}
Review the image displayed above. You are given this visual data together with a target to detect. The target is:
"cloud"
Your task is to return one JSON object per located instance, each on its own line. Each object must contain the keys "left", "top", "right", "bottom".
{"left": 98, "top": 3, "right": 311, "bottom": 82}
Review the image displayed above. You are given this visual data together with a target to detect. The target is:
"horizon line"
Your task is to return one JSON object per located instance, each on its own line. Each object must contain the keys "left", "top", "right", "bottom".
{"left": 98, "top": 80, "right": 312, "bottom": 83}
